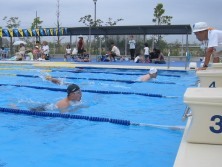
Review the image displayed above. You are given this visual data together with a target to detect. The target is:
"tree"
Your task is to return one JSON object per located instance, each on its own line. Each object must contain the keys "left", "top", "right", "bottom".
{"left": 3, "top": 16, "right": 21, "bottom": 55}
{"left": 31, "top": 16, "right": 43, "bottom": 41}
{"left": 152, "top": 3, "right": 172, "bottom": 25}
{"left": 152, "top": 3, "right": 173, "bottom": 48}
{"left": 55, "top": 0, "right": 63, "bottom": 53}
{"left": 31, "top": 17, "right": 43, "bottom": 29}
{"left": 79, "top": 14, "right": 103, "bottom": 27}
{"left": 79, "top": 15, "right": 123, "bottom": 27}
{"left": 79, "top": 15, "right": 123, "bottom": 53}
{"left": 104, "top": 18, "right": 124, "bottom": 26}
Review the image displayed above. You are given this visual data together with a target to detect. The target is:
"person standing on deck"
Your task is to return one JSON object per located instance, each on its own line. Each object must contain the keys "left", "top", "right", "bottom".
{"left": 193, "top": 22, "right": 222, "bottom": 70}
{"left": 128, "top": 35, "right": 136, "bottom": 60}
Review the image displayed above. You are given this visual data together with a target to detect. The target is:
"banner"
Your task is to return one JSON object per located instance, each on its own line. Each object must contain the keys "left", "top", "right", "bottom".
{"left": 36, "top": 29, "right": 39, "bottom": 36}
{"left": 18, "top": 29, "right": 24, "bottom": 37}
{"left": 43, "top": 28, "right": 47, "bottom": 36}
{"left": 23, "top": 29, "right": 29, "bottom": 37}
{"left": 28, "top": 29, "right": 32, "bottom": 36}
{"left": 13, "top": 29, "right": 19, "bottom": 37}
{"left": 50, "top": 29, "right": 54, "bottom": 36}
{"left": 54, "top": 28, "right": 58, "bottom": 36}
{"left": 1, "top": 27, "right": 69, "bottom": 37}
{"left": 3, "top": 29, "right": 9, "bottom": 37}
{"left": 32, "top": 29, "right": 37, "bottom": 36}
{"left": 8, "top": 29, "right": 13, "bottom": 37}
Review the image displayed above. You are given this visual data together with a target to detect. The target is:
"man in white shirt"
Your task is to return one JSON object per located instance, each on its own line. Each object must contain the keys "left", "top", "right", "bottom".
{"left": 128, "top": 35, "right": 136, "bottom": 60}
{"left": 193, "top": 22, "right": 222, "bottom": 70}
{"left": 109, "top": 42, "right": 120, "bottom": 62}
{"left": 41, "top": 41, "right": 50, "bottom": 60}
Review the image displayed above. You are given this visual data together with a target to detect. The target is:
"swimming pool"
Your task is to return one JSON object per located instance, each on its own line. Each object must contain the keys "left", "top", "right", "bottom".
{"left": 0, "top": 64, "right": 197, "bottom": 167}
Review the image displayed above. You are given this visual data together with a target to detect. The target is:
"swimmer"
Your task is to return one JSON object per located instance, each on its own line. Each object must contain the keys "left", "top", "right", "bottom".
{"left": 56, "top": 84, "right": 84, "bottom": 113}
{"left": 45, "top": 76, "right": 69, "bottom": 85}
{"left": 139, "top": 68, "right": 158, "bottom": 82}
{"left": 28, "top": 84, "right": 86, "bottom": 113}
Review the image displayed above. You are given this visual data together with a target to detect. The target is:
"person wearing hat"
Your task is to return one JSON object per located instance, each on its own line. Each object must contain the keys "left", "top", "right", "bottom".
{"left": 56, "top": 84, "right": 82, "bottom": 112}
{"left": 139, "top": 67, "right": 158, "bottom": 82}
{"left": 32, "top": 45, "right": 41, "bottom": 60}
{"left": 193, "top": 22, "right": 222, "bottom": 70}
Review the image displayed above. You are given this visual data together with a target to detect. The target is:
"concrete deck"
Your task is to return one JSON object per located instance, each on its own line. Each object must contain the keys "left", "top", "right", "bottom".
{"left": 0, "top": 58, "right": 197, "bottom": 71}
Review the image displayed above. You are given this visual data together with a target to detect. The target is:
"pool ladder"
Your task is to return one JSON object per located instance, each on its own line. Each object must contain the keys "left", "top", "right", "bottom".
{"left": 182, "top": 106, "right": 192, "bottom": 121}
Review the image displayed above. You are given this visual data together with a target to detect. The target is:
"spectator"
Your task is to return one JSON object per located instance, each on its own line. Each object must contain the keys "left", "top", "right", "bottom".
{"left": 32, "top": 46, "right": 41, "bottom": 60}
{"left": 154, "top": 50, "right": 166, "bottom": 64}
{"left": 41, "top": 41, "right": 50, "bottom": 60}
{"left": 15, "top": 43, "right": 26, "bottom": 61}
{"left": 149, "top": 48, "right": 159, "bottom": 62}
{"left": 134, "top": 53, "right": 144, "bottom": 63}
{"left": 64, "top": 44, "right": 72, "bottom": 61}
{"left": 144, "top": 43, "right": 150, "bottom": 63}
{"left": 109, "top": 42, "right": 120, "bottom": 61}
{"left": 77, "top": 35, "right": 85, "bottom": 55}
{"left": 128, "top": 35, "right": 136, "bottom": 60}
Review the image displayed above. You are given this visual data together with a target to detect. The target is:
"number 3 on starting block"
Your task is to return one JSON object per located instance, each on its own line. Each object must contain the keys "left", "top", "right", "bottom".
{"left": 210, "top": 115, "right": 222, "bottom": 133}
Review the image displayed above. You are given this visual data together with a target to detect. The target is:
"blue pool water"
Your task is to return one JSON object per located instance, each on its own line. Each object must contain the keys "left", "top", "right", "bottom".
{"left": 0, "top": 64, "right": 197, "bottom": 167}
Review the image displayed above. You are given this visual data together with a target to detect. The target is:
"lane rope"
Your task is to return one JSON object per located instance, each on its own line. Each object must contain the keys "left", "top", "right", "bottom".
{"left": 52, "top": 70, "right": 181, "bottom": 77}
{"left": 0, "top": 107, "right": 184, "bottom": 131}
{"left": 15, "top": 74, "right": 176, "bottom": 85}
{"left": 0, "top": 84, "right": 178, "bottom": 98}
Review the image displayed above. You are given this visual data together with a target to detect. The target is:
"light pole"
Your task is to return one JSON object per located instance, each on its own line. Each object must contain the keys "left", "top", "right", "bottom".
{"left": 93, "top": 0, "right": 97, "bottom": 26}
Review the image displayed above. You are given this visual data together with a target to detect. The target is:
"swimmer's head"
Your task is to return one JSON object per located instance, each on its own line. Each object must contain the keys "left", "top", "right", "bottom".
{"left": 67, "top": 84, "right": 82, "bottom": 101}
{"left": 149, "top": 68, "right": 158, "bottom": 78}
{"left": 67, "top": 84, "right": 80, "bottom": 95}
{"left": 149, "top": 68, "right": 157, "bottom": 74}
{"left": 45, "top": 76, "right": 52, "bottom": 80}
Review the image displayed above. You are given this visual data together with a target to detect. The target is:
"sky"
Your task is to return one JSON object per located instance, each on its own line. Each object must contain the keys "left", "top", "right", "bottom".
{"left": 1, "top": 0, "right": 222, "bottom": 43}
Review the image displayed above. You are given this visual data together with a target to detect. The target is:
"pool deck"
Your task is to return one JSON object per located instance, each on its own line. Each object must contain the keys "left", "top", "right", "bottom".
{"left": 174, "top": 118, "right": 222, "bottom": 167}
{"left": 0, "top": 58, "right": 198, "bottom": 71}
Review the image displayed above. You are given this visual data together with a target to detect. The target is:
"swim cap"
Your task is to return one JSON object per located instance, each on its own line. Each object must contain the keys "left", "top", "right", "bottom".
{"left": 149, "top": 68, "right": 157, "bottom": 74}
{"left": 67, "top": 84, "right": 80, "bottom": 95}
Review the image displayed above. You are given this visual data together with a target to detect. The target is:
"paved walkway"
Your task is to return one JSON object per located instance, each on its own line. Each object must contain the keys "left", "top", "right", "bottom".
{"left": 0, "top": 57, "right": 200, "bottom": 71}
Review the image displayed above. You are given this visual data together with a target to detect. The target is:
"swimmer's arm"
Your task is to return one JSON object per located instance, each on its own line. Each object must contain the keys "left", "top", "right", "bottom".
{"left": 139, "top": 74, "right": 151, "bottom": 82}
{"left": 9, "top": 104, "right": 18, "bottom": 109}
{"left": 71, "top": 104, "right": 89, "bottom": 112}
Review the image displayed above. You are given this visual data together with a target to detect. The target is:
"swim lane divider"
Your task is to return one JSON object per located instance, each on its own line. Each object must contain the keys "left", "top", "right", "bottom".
{"left": 16, "top": 74, "right": 176, "bottom": 85}
{"left": 0, "top": 107, "right": 130, "bottom": 126}
{"left": 0, "top": 84, "right": 177, "bottom": 98}
{"left": 52, "top": 70, "right": 181, "bottom": 78}
{"left": 0, "top": 107, "right": 184, "bottom": 130}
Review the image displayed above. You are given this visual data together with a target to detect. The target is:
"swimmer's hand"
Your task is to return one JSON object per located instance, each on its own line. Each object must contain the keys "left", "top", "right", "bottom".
{"left": 9, "top": 104, "right": 17, "bottom": 109}
{"left": 196, "top": 67, "right": 207, "bottom": 71}
{"left": 59, "top": 104, "right": 89, "bottom": 113}
{"left": 71, "top": 104, "right": 89, "bottom": 112}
